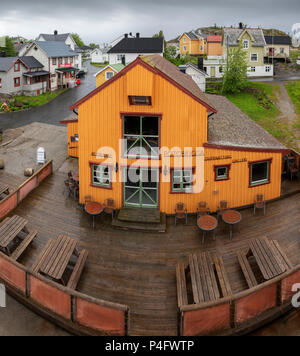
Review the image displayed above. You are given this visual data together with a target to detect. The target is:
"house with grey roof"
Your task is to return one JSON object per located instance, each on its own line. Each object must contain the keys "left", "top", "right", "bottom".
{"left": 223, "top": 26, "right": 273, "bottom": 77}
{"left": 91, "top": 47, "right": 109, "bottom": 63}
{"left": 179, "top": 61, "right": 208, "bottom": 92}
{"left": 264, "top": 36, "right": 291, "bottom": 61}
{"left": 36, "top": 31, "right": 82, "bottom": 69}
{"left": 0, "top": 56, "right": 49, "bottom": 96}
{"left": 23, "top": 41, "right": 78, "bottom": 91}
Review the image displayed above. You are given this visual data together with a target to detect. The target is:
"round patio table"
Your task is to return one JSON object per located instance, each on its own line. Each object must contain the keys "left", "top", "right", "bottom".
{"left": 197, "top": 215, "right": 218, "bottom": 244}
{"left": 84, "top": 202, "right": 103, "bottom": 229}
{"left": 222, "top": 210, "right": 242, "bottom": 241}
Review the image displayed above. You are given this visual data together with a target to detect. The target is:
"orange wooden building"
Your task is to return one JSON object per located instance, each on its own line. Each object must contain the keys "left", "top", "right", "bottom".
{"left": 65, "top": 54, "right": 288, "bottom": 214}
{"left": 206, "top": 35, "right": 223, "bottom": 56}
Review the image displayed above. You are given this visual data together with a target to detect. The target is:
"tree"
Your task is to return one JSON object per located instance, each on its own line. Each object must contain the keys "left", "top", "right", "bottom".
{"left": 71, "top": 33, "right": 85, "bottom": 48}
{"left": 222, "top": 43, "right": 248, "bottom": 94}
{"left": 5, "top": 37, "right": 16, "bottom": 57}
{"left": 89, "top": 43, "right": 99, "bottom": 49}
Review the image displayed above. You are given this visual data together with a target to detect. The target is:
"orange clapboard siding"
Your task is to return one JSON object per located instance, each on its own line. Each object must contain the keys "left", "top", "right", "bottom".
{"left": 67, "top": 121, "right": 79, "bottom": 157}
{"left": 207, "top": 42, "right": 223, "bottom": 56}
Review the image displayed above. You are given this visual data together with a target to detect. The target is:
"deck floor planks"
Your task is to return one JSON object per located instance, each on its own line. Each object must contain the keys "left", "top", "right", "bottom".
{"left": 5, "top": 171, "right": 300, "bottom": 335}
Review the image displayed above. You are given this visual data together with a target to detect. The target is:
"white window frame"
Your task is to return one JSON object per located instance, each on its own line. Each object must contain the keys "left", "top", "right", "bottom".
{"left": 172, "top": 169, "right": 193, "bottom": 193}
{"left": 250, "top": 53, "right": 258, "bottom": 62}
{"left": 105, "top": 71, "right": 114, "bottom": 80}
{"left": 183, "top": 46, "right": 187, "bottom": 51}
{"left": 91, "top": 164, "right": 111, "bottom": 187}
{"left": 183, "top": 37, "right": 186, "bottom": 43}
{"left": 280, "top": 48, "right": 285, "bottom": 54}
{"left": 243, "top": 40, "right": 249, "bottom": 49}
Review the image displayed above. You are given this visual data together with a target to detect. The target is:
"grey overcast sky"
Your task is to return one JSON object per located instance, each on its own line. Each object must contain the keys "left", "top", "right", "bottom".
{"left": 0, "top": 0, "right": 299, "bottom": 45}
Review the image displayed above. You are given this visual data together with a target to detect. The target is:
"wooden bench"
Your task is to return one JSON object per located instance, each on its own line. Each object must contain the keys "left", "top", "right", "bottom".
{"left": 213, "top": 255, "right": 232, "bottom": 298}
{"left": 31, "top": 238, "right": 56, "bottom": 274}
{"left": 176, "top": 263, "right": 188, "bottom": 308}
{"left": 67, "top": 249, "right": 88, "bottom": 290}
{"left": 237, "top": 251, "right": 258, "bottom": 289}
{"left": 11, "top": 229, "right": 37, "bottom": 261}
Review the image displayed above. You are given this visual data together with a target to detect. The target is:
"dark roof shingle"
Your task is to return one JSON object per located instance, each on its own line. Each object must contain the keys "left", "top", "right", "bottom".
{"left": 264, "top": 36, "right": 292, "bottom": 45}
{"left": 0, "top": 56, "right": 43, "bottom": 72}
{"left": 108, "top": 37, "right": 163, "bottom": 54}
{"left": 206, "top": 94, "right": 286, "bottom": 150}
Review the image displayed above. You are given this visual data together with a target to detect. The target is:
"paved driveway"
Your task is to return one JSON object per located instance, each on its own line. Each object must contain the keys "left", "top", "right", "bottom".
{"left": 0, "top": 61, "right": 98, "bottom": 130}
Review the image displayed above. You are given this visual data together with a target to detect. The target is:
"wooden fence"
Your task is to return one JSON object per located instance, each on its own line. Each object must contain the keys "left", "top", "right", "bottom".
{"left": 179, "top": 264, "right": 300, "bottom": 336}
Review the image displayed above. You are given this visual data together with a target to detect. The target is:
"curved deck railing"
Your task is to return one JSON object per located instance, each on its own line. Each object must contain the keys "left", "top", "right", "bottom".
{"left": 0, "top": 251, "right": 129, "bottom": 336}
{"left": 179, "top": 264, "right": 300, "bottom": 336}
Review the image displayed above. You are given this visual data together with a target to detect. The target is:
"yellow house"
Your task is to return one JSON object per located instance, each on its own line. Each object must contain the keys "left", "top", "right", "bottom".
{"left": 94, "top": 63, "right": 126, "bottom": 87}
{"left": 179, "top": 32, "right": 206, "bottom": 56}
{"left": 65, "top": 54, "right": 288, "bottom": 217}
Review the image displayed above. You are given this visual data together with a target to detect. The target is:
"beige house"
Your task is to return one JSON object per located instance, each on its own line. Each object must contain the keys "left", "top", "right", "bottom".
{"left": 223, "top": 26, "right": 273, "bottom": 77}
{"left": 264, "top": 36, "right": 291, "bottom": 61}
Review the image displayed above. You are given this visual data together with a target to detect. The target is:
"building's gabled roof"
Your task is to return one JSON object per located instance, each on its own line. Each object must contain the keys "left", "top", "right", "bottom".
{"left": 207, "top": 35, "right": 222, "bottom": 43}
{"left": 0, "top": 56, "right": 43, "bottom": 72}
{"left": 224, "top": 28, "right": 266, "bottom": 47}
{"left": 179, "top": 62, "right": 209, "bottom": 77}
{"left": 20, "top": 56, "right": 44, "bottom": 68}
{"left": 32, "top": 41, "right": 77, "bottom": 57}
{"left": 180, "top": 31, "right": 199, "bottom": 41}
{"left": 264, "top": 36, "right": 292, "bottom": 45}
{"left": 39, "top": 33, "right": 70, "bottom": 42}
{"left": 107, "top": 37, "right": 164, "bottom": 54}
{"left": 94, "top": 63, "right": 126, "bottom": 77}
{"left": 206, "top": 94, "right": 287, "bottom": 151}
{"left": 70, "top": 55, "right": 217, "bottom": 113}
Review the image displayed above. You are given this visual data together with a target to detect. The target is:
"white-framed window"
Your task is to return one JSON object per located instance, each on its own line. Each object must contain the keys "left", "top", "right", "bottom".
{"left": 250, "top": 53, "right": 258, "bottom": 62}
{"left": 280, "top": 48, "right": 285, "bottom": 54}
{"left": 172, "top": 169, "right": 193, "bottom": 193}
{"left": 265, "top": 66, "right": 271, "bottom": 72}
{"left": 200, "top": 45, "right": 203, "bottom": 51}
{"left": 243, "top": 40, "right": 249, "bottom": 49}
{"left": 105, "top": 71, "right": 114, "bottom": 80}
{"left": 183, "top": 37, "right": 186, "bottom": 43}
{"left": 91, "top": 164, "right": 111, "bottom": 188}
{"left": 183, "top": 46, "right": 187, "bottom": 51}
{"left": 250, "top": 67, "right": 256, "bottom": 72}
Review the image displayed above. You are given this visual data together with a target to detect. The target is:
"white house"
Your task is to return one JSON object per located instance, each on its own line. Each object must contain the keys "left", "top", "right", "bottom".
{"left": 91, "top": 47, "right": 109, "bottom": 63}
{"left": 23, "top": 41, "right": 78, "bottom": 91}
{"left": 109, "top": 33, "right": 135, "bottom": 48}
{"left": 37, "top": 31, "right": 76, "bottom": 50}
{"left": 179, "top": 61, "right": 208, "bottom": 92}
{"left": 108, "top": 33, "right": 164, "bottom": 65}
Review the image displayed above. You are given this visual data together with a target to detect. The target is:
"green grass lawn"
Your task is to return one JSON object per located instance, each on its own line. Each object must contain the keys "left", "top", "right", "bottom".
{"left": 5, "top": 89, "right": 68, "bottom": 112}
{"left": 285, "top": 81, "right": 300, "bottom": 114}
{"left": 225, "top": 82, "right": 297, "bottom": 148}
{"left": 290, "top": 49, "right": 300, "bottom": 63}
{"left": 90, "top": 62, "right": 109, "bottom": 67}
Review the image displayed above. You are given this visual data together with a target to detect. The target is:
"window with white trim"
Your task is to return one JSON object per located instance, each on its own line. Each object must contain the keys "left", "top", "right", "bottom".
{"left": 183, "top": 46, "right": 187, "bottom": 51}
{"left": 105, "top": 71, "right": 114, "bottom": 80}
{"left": 172, "top": 169, "right": 193, "bottom": 192}
{"left": 250, "top": 53, "right": 258, "bottom": 62}
{"left": 183, "top": 37, "right": 186, "bottom": 43}
{"left": 91, "top": 164, "right": 111, "bottom": 187}
{"left": 243, "top": 40, "right": 249, "bottom": 49}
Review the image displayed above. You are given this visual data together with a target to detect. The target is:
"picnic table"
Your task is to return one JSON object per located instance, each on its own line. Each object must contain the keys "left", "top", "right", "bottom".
{"left": 188, "top": 252, "right": 232, "bottom": 304}
{"left": 32, "top": 235, "right": 88, "bottom": 289}
{"left": 238, "top": 237, "right": 293, "bottom": 288}
{"left": 0, "top": 183, "right": 9, "bottom": 200}
{"left": 222, "top": 209, "right": 242, "bottom": 240}
{"left": 246, "top": 238, "right": 291, "bottom": 280}
{"left": 0, "top": 215, "right": 37, "bottom": 260}
{"left": 197, "top": 215, "right": 217, "bottom": 244}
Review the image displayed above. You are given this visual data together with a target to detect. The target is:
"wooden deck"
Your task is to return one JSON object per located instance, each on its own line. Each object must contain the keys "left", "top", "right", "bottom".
{"left": 8, "top": 172, "right": 300, "bottom": 336}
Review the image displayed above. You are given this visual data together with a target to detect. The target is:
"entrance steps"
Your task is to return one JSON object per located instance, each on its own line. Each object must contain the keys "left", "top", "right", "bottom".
{"left": 112, "top": 207, "right": 166, "bottom": 232}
